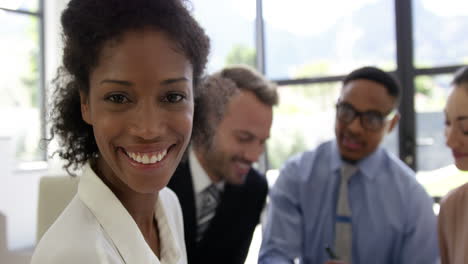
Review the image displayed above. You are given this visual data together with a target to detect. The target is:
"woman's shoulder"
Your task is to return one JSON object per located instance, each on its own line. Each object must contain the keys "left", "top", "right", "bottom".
{"left": 441, "top": 182, "right": 468, "bottom": 205}
{"left": 440, "top": 182, "right": 468, "bottom": 216}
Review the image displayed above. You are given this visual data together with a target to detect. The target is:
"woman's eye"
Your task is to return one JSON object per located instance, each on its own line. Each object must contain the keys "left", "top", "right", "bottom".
{"left": 106, "top": 94, "right": 129, "bottom": 104}
{"left": 460, "top": 119, "right": 468, "bottom": 135}
{"left": 237, "top": 135, "right": 253, "bottom": 143}
{"left": 164, "top": 93, "right": 185, "bottom": 103}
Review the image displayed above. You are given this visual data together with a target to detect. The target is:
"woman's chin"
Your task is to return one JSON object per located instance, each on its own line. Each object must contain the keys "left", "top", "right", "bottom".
{"left": 455, "top": 161, "right": 468, "bottom": 172}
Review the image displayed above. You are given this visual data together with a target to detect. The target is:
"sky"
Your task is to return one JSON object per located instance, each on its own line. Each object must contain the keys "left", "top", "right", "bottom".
{"left": 194, "top": 0, "right": 468, "bottom": 37}
{"left": 262, "top": 0, "right": 378, "bottom": 37}
{"left": 422, "top": 0, "right": 468, "bottom": 17}
{"left": 0, "top": 0, "right": 37, "bottom": 11}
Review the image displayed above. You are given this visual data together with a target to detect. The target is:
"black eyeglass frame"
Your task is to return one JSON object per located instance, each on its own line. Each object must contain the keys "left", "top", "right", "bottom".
{"left": 335, "top": 102, "right": 398, "bottom": 131}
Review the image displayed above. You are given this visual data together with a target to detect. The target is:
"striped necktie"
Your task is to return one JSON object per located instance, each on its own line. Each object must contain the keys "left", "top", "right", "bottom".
{"left": 334, "top": 163, "right": 357, "bottom": 263}
{"left": 196, "top": 184, "right": 220, "bottom": 242}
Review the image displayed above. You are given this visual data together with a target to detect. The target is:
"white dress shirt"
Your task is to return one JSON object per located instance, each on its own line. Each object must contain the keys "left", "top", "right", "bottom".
{"left": 31, "top": 163, "right": 187, "bottom": 264}
{"left": 188, "top": 148, "right": 224, "bottom": 217}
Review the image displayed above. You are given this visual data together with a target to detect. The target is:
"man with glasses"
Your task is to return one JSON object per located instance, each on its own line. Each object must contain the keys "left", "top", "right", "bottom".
{"left": 259, "top": 66, "right": 438, "bottom": 264}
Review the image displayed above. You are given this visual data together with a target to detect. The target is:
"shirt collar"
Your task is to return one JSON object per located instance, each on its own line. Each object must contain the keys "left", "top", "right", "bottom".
{"left": 156, "top": 192, "right": 181, "bottom": 264}
{"left": 330, "top": 140, "right": 385, "bottom": 181}
{"left": 189, "top": 148, "right": 224, "bottom": 194}
{"left": 78, "top": 163, "right": 181, "bottom": 264}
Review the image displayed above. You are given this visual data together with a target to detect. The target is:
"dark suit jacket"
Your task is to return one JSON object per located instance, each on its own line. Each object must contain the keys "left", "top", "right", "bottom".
{"left": 167, "top": 161, "right": 268, "bottom": 264}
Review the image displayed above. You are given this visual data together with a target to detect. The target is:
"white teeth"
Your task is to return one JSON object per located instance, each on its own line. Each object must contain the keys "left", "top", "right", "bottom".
{"left": 125, "top": 149, "right": 168, "bottom": 165}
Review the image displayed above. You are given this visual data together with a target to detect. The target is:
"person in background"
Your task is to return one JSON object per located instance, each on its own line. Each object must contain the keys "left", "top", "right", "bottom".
{"left": 438, "top": 66, "right": 468, "bottom": 264}
{"left": 168, "top": 65, "right": 278, "bottom": 264}
{"left": 31, "top": 0, "right": 210, "bottom": 263}
{"left": 259, "top": 66, "right": 439, "bottom": 264}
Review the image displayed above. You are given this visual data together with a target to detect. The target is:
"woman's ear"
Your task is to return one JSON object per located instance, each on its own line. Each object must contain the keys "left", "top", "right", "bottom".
{"left": 79, "top": 90, "right": 92, "bottom": 125}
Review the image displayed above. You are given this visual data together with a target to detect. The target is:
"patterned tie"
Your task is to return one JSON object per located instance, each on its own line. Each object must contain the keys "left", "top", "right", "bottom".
{"left": 334, "top": 163, "right": 357, "bottom": 263}
{"left": 196, "top": 184, "right": 220, "bottom": 242}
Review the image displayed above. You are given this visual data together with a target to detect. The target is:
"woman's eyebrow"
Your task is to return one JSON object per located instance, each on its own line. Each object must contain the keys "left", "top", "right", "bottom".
{"left": 100, "top": 79, "right": 133, "bottom": 86}
{"left": 457, "top": 116, "right": 468, "bottom": 121}
{"left": 99, "top": 77, "right": 189, "bottom": 86}
{"left": 161, "top": 77, "right": 189, "bottom": 85}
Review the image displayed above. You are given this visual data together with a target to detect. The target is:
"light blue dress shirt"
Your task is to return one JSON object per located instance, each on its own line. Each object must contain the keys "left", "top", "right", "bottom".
{"left": 259, "top": 140, "right": 439, "bottom": 264}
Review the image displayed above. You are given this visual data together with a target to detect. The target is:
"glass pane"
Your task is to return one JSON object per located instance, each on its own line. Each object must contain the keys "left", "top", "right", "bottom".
{"left": 268, "top": 83, "right": 340, "bottom": 170}
{"left": 414, "top": 0, "right": 468, "bottom": 68}
{"left": 0, "top": 11, "right": 42, "bottom": 162}
{"left": 0, "top": 0, "right": 39, "bottom": 12}
{"left": 381, "top": 122, "right": 399, "bottom": 157}
{"left": 415, "top": 74, "right": 468, "bottom": 197}
{"left": 191, "top": 0, "right": 256, "bottom": 73}
{"left": 263, "top": 0, "right": 396, "bottom": 80}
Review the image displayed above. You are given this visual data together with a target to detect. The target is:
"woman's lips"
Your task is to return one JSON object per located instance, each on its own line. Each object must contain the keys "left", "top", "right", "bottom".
{"left": 125, "top": 149, "right": 168, "bottom": 165}
{"left": 119, "top": 145, "right": 174, "bottom": 168}
{"left": 453, "top": 150, "right": 468, "bottom": 159}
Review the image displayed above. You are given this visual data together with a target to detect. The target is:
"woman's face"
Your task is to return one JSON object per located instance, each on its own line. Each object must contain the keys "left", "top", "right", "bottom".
{"left": 445, "top": 84, "right": 468, "bottom": 171}
{"left": 80, "top": 29, "right": 194, "bottom": 194}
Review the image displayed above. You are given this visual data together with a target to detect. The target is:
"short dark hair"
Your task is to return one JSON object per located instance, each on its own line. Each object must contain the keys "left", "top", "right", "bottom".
{"left": 452, "top": 66, "right": 468, "bottom": 87}
{"left": 192, "top": 65, "right": 278, "bottom": 148}
{"left": 48, "top": 0, "right": 210, "bottom": 172}
{"left": 343, "top": 66, "right": 401, "bottom": 104}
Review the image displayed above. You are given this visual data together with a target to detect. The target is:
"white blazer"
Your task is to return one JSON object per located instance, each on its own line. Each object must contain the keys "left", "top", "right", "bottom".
{"left": 31, "top": 163, "right": 187, "bottom": 264}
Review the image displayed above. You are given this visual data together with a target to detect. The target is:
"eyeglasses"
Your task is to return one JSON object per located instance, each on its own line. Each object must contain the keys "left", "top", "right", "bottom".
{"left": 336, "top": 102, "right": 397, "bottom": 131}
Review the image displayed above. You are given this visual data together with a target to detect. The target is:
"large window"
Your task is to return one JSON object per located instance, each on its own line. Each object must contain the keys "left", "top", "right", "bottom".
{"left": 264, "top": 0, "right": 399, "bottom": 170}
{"left": 264, "top": 0, "right": 396, "bottom": 80}
{"left": 0, "top": 2, "right": 44, "bottom": 164}
{"left": 261, "top": 0, "right": 467, "bottom": 199}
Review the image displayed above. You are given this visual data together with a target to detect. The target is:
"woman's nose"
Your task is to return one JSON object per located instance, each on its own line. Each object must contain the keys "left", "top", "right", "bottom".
{"left": 446, "top": 124, "right": 461, "bottom": 149}
{"left": 128, "top": 102, "right": 166, "bottom": 140}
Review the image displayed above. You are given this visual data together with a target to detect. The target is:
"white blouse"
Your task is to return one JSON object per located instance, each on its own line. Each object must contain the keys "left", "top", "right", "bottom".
{"left": 31, "top": 163, "right": 187, "bottom": 264}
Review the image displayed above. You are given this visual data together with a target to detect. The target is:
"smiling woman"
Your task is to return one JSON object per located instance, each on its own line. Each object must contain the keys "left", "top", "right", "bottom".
{"left": 438, "top": 66, "right": 468, "bottom": 264}
{"left": 31, "top": 0, "right": 209, "bottom": 264}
